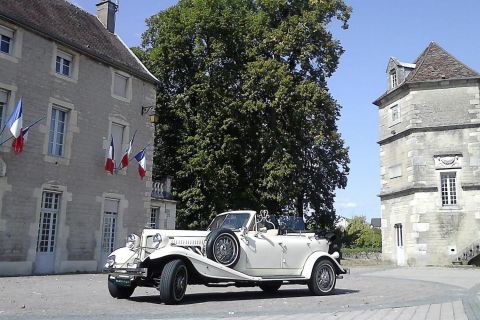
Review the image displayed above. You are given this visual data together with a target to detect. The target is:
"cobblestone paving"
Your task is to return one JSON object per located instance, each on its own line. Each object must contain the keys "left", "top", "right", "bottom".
{"left": 0, "top": 266, "right": 479, "bottom": 319}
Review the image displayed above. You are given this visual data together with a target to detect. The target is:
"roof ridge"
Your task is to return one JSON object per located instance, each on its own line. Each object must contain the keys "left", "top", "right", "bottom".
{"left": 432, "top": 42, "right": 480, "bottom": 76}
{"left": 404, "top": 42, "right": 433, "bottom": 82}
{"left": 406, "top": 41, "right": 479, "bottom": 83}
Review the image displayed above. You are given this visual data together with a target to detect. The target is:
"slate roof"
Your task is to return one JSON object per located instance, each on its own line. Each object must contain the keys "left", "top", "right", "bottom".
{"left": 374, "top": 42, "right": 479, "bottom": 106}
{"left": 370, "top": 218, "right": 381, "bottom": 228}
{"left": 0, "top": 0, "right": 157, "bottom": 84}
{"left": 405, "top": 42, "right": 480, "bottom": 82}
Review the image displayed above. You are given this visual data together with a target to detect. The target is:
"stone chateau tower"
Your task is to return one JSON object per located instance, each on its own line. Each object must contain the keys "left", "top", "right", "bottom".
{"left": 373, "top": 42, "right": 480, "bottom": 266}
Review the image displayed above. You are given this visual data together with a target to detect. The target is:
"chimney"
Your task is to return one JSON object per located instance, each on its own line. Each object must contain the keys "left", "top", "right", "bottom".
{"left": 96, "top": 1, "right": 118, "bottom": 33}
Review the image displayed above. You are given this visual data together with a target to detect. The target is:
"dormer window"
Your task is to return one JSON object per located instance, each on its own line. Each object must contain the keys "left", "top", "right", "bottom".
{"left": 389, "top": 69, "right": 397, "bottom": 89}
{"left": 0, "top": 25, "right": 14, "bottom": 55}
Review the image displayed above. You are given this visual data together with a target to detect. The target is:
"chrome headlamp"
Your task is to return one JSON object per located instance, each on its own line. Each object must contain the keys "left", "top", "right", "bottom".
{"left": 126, "top": 233, "right": 140, "bottom": 250}
{"left": 152, "top": 233, "right": 163, "bottom": 248}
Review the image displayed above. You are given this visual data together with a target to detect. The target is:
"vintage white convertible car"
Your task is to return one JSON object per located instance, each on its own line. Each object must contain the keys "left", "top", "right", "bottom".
{"left": 103, "top": 210, "right": 348, "bottom": 304}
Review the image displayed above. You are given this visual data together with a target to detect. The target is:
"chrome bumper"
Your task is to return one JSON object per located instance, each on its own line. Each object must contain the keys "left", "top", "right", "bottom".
{"left": 103, "top": 267, "right": 148, "bottom": 277}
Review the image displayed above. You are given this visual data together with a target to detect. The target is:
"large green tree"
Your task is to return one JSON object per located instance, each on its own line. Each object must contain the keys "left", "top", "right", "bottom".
{"left": 139, "top": 0, "right": 350, "bottom": 229}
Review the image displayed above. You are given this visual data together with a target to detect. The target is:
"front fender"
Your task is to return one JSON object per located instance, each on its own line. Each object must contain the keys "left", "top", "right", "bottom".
{"left": 146, "top": 247, "right": 261, "bottom": 281}
{"left": 301, "top": 251, "right": 347, "bottom": 279}
{"left": 110, "top": 247, "right": 137, "bottom": 266}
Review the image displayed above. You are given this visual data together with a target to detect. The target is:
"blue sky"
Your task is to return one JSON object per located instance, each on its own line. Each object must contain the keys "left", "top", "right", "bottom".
{"left": 71, "top": 0, "right": 480, "bottom": 220}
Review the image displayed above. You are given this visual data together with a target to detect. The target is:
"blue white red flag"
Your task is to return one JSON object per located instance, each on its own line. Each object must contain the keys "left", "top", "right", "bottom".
{"left": 134, "top": 147, "right": 146, "bottom": 180}
{"left": 105, "top": 135, "right": 115, "bottom": 174}
{"left": 120, "top": 130, "right": 136, "bottom": 169}
{"left": 6, "top": 98, "right": 22, "bottom": 138}
{"left": 11, "top": 127, "right": 29, "bottom": 154}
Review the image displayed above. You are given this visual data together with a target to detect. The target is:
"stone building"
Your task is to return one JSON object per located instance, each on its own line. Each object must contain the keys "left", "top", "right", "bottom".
{"left": 373, "top": 42, "right": 480, "bottom": 266}
{"left": 0, "top": 0, "right": 175, "bottom": 275}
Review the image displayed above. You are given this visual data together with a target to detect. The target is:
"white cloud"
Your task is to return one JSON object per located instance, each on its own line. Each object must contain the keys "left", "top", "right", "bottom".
{"left": 337, "top": 201, "right": 358, "bottom": 209}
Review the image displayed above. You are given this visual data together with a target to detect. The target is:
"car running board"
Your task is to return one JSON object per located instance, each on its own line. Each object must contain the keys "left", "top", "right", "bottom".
{"left": 260, "top": 275, "right": 306, "bottom": 280}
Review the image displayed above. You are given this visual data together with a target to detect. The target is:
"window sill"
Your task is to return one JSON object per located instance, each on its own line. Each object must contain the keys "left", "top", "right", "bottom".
{"left": 111, "top": 93, "right": 131, "bottom": 103}
{"left": 439, "top": 205, "right": 462, "bottom": 211}
{"left": 0, "top": 52, "right": 18, "bottom": 63}
{"left": 44, "top": 154, "right": 70, "bottom": 166}
{"left": 53, "top": 72, "right": 77, "bottom": 84}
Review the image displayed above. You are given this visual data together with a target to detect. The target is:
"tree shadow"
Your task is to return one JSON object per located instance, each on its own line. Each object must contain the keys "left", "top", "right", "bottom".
{"left": 129, "top": 287, "right": 359, "bottom": 305}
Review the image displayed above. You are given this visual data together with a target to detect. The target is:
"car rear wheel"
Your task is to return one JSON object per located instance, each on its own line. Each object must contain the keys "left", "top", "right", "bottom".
{"left": 206, "top": 228, "right": 240, "bottom": 267}
{"left": 307, "top": 259, "right": 336, "bottom": 295}
{"left": 259, "top": 281, "right": 282, "bottom": 293}
{"left": 107, "top": 277, "right": 135, "bottom": 299}
{"left": 159, "top": 259, "right": 188, "bottom": 304}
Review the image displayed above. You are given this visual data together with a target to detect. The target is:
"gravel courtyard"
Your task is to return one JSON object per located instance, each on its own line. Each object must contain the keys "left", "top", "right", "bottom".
{"left": 1, "top": 266, "right": 480, "bottom": 320}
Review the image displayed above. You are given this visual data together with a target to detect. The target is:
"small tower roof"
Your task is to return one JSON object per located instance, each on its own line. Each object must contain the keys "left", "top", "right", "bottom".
{"left": 405, "top": 42, "right": 480, "bottom": 82}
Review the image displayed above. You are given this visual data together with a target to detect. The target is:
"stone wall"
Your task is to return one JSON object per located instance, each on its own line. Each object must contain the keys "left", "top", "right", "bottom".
{"left": 0, "top": 20, "right": 157, "bottom": 275}
{"left": 378, "top": 79, "right": 480, "bottom": 266}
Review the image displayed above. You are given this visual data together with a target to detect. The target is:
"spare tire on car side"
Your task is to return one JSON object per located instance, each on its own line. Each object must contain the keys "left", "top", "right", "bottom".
{"left": 205, "top": 228, "right": 240, "bottom": 268}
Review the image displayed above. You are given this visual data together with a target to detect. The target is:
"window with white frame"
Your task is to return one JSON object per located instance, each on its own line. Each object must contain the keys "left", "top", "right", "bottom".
{"left": 102, "top": 199, "right": 119, "bottom": 255}
{"left": 113, "top": 72, "right": 129, "bottom": 98}
{"left": 391, "top": 105, "right": 400, "bottom": 122}
{"left": 0, "top": 89, "right": 8, "bottom": 128}
{"left": 441, "top": 172, "right": 457, "bottom": 206}
{"left": 394, "top": 223, "right": 403, "bottom": 247}
{"left": 150, "top": 207, "right": 160, "bottom": 228}
{"left": 36, "top": 192, "right": 61, "bottom": 253}
{"left": 55, "top": 50, "right": 72, "bottom": 77}
{"left": 390, "top": 69, "right": 397, "bottom": 89}
{"left": 48, "top": 106, "right": 68, "bottom": 157}
{"left": 0, "top": 25, "right": 14, "bottom": 55}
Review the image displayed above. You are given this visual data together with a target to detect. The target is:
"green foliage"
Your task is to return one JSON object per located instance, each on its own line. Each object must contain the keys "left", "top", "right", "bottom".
{"left": 344, "top": 216, "right": 382, "bottom": 249}
{"left": 139, "top": 0, "right": 351, "bottom": 229}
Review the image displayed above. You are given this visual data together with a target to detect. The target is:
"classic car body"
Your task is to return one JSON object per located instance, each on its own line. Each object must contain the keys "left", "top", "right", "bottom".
{"left": 103, "top": 210, "right": 348, "bottom": 304}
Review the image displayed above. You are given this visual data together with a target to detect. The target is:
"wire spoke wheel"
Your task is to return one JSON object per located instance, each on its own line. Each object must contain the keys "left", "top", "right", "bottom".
{"left": 213, "top": 234, "right": 237, "bottom": 265}
{"left": 308, "top": 259, "right": 336, "bottom": 296}
{"left": 206, "top": 229, "right": 240, "bottom": 268}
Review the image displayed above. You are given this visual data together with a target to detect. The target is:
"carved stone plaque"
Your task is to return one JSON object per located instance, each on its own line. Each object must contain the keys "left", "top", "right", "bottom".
{"left": 434, "top": 155, "right": 462, "bottom": 170}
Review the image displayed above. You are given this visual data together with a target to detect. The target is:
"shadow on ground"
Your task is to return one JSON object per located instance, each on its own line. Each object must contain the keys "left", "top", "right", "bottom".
{"left": 129, "top": 288, "right": 359, "bottom": 305}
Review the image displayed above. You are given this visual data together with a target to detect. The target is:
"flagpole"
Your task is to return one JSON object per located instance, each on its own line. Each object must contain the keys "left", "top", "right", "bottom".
{"left": 0, "top": 116, "right": 45, "bottom": 146}
{"left": 114, "top": 143, "right": 149, "bottom": 170}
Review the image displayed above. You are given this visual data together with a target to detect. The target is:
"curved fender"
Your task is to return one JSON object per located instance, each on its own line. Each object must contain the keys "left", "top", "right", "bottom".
{"left": 110, "top": 247, "right": 136, "bottom": 265}
{"left": 147, "top": 247, "right": 261, "bottom": 282}
{"left": 301, "top": 251, "right": 347, "bottom": 279}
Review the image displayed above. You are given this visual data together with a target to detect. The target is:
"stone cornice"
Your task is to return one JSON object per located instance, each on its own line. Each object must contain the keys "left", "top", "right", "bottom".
{"left": 379, "top": 186, "right": 438, "bottom": 200}
{"left": 378, "top": 123, "right": 480, "bottom": 145}
{"left": 461, "top": 183, "right": 480, "bottom": 191}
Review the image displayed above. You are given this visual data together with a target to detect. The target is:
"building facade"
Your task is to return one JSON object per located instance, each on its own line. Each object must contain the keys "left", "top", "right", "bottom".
{"left": 0, "top": 0, "right": 175, "bottom": 275}
{"left": 374, "top": 42, "right": 480, "bottom": 266}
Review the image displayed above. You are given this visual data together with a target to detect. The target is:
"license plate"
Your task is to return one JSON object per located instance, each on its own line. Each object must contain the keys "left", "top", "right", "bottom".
{"left": 115, "top": 277, "right": 131, "bottom": 287}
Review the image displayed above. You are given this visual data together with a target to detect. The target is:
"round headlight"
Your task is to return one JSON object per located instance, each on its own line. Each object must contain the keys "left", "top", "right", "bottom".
{"left": 126, "top": 233, "right": 139, "bottom": 250}
{"left": 152, "top": 233, "right": 163, "bottom": 248}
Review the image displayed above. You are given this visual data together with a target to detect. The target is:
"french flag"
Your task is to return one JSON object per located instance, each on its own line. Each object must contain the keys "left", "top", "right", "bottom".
{"left": 105, "top": 135, "right": 115, "bottom": 174}
{"left": 6, "top": 99, "right": 23, "bottom": 154}
{"left": 120, "top": 130, "right": 136, "bottom": 169}
{"left": 11, "top": 127, "right": 29, "bottom": 154}
{"left": 134, "top": 147, "right": 146, "bottom": 180}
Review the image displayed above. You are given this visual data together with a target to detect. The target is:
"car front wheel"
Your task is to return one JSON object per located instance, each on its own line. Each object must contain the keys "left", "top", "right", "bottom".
{"left": 107, "top": 277, "right": 135, "bottom": 299}
{"left": 307, "top": 259, "right": 336, "bottom": 295}
{"left": 159, "top": 259, "right": 188, "bottom": 304}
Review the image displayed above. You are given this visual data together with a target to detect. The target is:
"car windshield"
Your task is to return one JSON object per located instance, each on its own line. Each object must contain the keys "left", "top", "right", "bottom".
{"left": 207, "top": 212, "right": 251, "bottom": 231}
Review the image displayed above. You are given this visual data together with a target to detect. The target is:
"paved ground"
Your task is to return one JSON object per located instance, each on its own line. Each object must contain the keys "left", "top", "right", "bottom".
{"left": 1, "top": 266, "right": 480, "bottom": 319}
